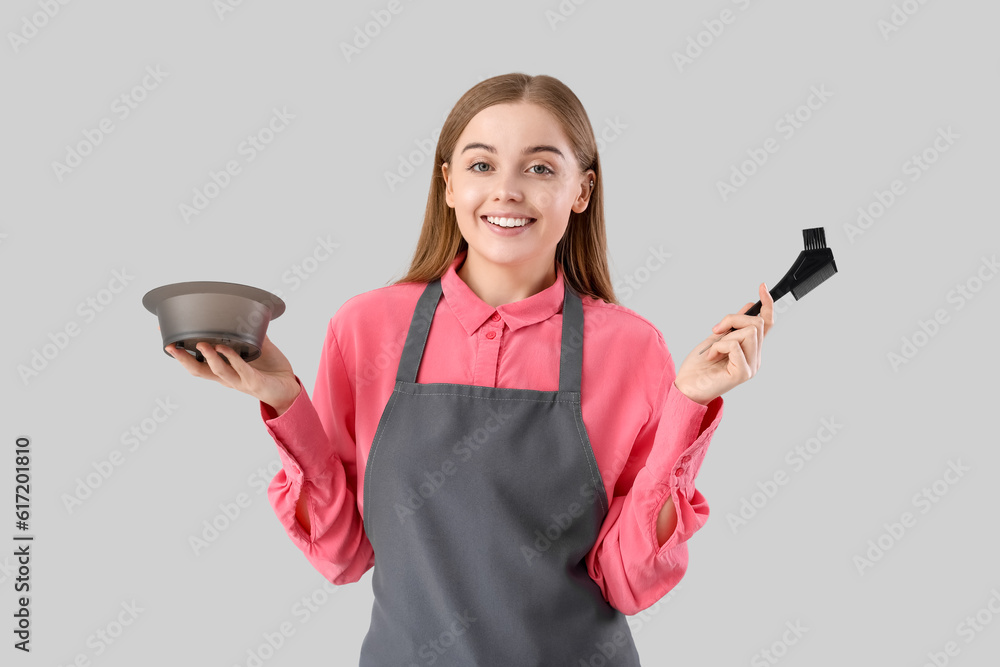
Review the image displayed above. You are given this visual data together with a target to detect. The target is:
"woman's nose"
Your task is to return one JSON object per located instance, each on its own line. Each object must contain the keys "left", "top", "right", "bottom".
{"left": 492, "top": 172, "right": 524, "bottom": 200}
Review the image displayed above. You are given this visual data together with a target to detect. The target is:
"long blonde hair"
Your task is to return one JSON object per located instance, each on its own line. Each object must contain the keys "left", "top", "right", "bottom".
{"left": 390, "top": 73, "right": 619, "bottom": 305}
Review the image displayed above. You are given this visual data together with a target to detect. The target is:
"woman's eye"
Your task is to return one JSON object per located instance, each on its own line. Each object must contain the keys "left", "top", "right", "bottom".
{"left": 466, "top": 162, "right": 553, "bottom": 175}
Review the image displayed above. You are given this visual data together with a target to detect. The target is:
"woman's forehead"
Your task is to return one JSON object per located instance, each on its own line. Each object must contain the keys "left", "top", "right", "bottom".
{"left": 458, "top": 103, "right": 573, "bottom": 153}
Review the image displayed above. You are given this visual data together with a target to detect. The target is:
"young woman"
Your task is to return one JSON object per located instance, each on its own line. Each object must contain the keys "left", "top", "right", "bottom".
{"left": 166, "top": 73, "right": 774, "bottom": 665}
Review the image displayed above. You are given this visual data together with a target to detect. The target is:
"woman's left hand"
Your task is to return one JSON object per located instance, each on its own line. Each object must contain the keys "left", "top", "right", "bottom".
{"left": 672, "top": 282, "right": 775, "bottom": 405}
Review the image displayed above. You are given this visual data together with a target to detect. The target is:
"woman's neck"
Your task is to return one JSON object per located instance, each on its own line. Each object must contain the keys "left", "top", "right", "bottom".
{"left": 457, "top": 250, "right": 557, "bottom": 308}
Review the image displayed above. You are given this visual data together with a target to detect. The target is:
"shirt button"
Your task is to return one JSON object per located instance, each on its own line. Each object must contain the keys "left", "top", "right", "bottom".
{"left": 674, "top": 467, "right": 684, "bottom": 477}
{"left": 486, "top": 331, "right": 496, "bottom": 340}
{"left": 490, "top": 313, "right": 501, "bottom": 322}
{"left": 681, "top": 455, "right": 692, "bottom": 464}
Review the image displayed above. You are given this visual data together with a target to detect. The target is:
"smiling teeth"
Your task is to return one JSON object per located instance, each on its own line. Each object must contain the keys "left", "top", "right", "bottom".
{"left": 486, "top": 216, "right": 533, "bottom": 227}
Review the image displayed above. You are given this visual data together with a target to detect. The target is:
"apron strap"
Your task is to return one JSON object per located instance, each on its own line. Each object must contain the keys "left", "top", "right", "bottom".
{"left": 396, "top": 276, "right": 584, "bottom": 394}
{"left": 396, "top": 278, "right": 443, "bottom": 385}
{"left": 558, "top": 281, "right": 583, "bottom": 394}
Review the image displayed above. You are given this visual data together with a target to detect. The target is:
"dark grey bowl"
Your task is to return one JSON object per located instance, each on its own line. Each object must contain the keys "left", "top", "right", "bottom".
{"left": 142, "top": 281, "right": 285, "bottom": 363}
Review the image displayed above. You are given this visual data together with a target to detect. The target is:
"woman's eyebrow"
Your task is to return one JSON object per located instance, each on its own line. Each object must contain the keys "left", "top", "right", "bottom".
{"left": 460, "top": 142, "right": 565, "bottom": 160}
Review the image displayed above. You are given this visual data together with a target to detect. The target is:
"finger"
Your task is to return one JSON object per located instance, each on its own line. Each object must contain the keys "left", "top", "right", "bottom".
{"left": 718, "top": 337, "right": 753, "bottom": 383}
{"left": 719, "top": 323, "right": 759, "bottom": 377}
{"left": 713, "top": 311, "right": 764, "bottom": 336}
{"left": 197, "top": 342, "right": 241, "bottom": 386}
{"left": 748, "top": 289, "right": 765, "bottom": 372}
{"left": 699, "top": 321, "right": 742, "bottom": 354}
{"left": 166, "top": 344, "right": 218, "bottom": 381}
{"left": 701, "top": 336, "right": 753, "bottom": 385}
{"left": 759, "top": 282, "right": 774, "bottom": 336}
{"left": 699, "top": 337, "right": 726, "bottom": 361}
{"left": 215, "top": 344, "right": 255, "bottom": 387}
{"left": 754, "top": 284, "right": 770, "bottom": 369}
{"left": 711, "top": 304, "right": 751, "bottom": 334}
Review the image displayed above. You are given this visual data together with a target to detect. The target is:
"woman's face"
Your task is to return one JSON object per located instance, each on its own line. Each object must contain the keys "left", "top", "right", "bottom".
{"left": 442, "top": 102, "right": 594, "bottom": 275}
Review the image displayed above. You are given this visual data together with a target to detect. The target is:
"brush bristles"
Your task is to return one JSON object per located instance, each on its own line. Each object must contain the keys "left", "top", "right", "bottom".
{"left": 803, "top": 227, "right": 827, "bottom": 251}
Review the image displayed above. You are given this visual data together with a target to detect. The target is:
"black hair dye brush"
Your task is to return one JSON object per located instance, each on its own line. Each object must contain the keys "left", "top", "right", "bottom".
{"left": 698, "top": 227, "right": 838, "bottom": 355}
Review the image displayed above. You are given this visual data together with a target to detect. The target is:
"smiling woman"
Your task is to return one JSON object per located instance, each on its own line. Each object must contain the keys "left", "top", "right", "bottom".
{"left": 165, "top": 72, "right": 774, "bottom": 665}
{"left": 400, "top": 74, "right": 611, "bottom": 311}
{"left": 440, "top": 102, "right": 596, "bottom": 306}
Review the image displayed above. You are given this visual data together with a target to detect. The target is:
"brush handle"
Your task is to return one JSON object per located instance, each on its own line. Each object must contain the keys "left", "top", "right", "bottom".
{"left": 695, "top": 227, "right": 833, "bottom": 357}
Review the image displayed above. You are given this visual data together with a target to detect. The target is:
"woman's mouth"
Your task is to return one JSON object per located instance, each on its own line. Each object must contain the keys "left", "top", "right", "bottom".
{"left": 482, "top": 215, "right": 536, "bottom": 228}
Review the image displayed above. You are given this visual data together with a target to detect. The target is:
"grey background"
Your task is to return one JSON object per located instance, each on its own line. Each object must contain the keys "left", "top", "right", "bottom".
{"left": 3, "top": 1, "right": 998, "bottom": 665}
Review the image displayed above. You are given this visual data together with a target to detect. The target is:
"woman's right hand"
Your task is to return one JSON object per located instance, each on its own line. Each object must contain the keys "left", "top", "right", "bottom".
{"left": 165, "top": 333, "right": 301, "bottom": 415}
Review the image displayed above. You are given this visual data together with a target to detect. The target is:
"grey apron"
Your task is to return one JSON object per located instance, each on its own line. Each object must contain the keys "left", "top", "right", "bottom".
{"left": 360, "top": 277, "right": 641, "bottom": 666}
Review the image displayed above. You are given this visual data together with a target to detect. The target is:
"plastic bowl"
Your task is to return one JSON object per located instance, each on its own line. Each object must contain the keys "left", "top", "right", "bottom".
{"left": 142, "top": 281, "right": 285, "bottom": 363}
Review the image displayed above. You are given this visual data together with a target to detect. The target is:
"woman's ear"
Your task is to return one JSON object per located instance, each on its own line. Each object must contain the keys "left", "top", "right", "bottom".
{"left": 572, "top": 169, "right": 597, "bottom": 214}
{"left": 442, "top": 163, "right": 455, "bottom": 208}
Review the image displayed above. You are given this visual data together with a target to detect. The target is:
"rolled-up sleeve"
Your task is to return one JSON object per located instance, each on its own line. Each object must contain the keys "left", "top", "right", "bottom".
{"left": 585, "top": 349, "right": 723, "bottom": 615}
{"left": 262, "top": 318, "right": 374, "bottom": 585}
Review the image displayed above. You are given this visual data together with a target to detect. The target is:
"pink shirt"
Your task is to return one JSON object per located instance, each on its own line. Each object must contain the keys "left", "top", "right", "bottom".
{"left": 261, "top": 250, "right": 724, "bottom": 615}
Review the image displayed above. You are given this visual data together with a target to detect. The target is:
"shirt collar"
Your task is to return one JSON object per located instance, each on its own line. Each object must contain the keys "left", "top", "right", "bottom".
{"left": 440, "top": 249, "right": 566, "bottom": 335}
